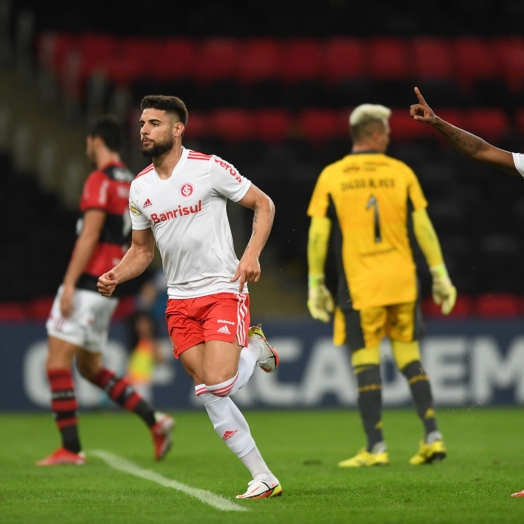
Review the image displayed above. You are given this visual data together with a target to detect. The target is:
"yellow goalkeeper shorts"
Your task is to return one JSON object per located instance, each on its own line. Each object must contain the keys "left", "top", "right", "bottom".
{"left": 334, "top": 301, "right": 424, "bottom": 350}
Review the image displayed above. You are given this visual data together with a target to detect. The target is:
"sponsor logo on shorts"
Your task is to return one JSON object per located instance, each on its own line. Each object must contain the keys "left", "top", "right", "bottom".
{"left": 180, "top": 183, "right": 194, "bottom": 198}
{"left": 217, "top": 319, "right": 235, "bottom": 325}
{"left": 217, "top": 325, "right": 231, "bottom": 334}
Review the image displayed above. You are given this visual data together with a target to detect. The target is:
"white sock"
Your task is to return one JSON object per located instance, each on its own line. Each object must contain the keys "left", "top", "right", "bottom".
{"left": 247, "top": 335, "right": 264, "bottom": 361}
{"left": 196, "top": 386, "right": 255, "bottom": 458}
{"left": 240, "top": 446, "right": 273, "bottom": 479}
{"left": 205, "top": 348, "right": 256, "bottom": 398}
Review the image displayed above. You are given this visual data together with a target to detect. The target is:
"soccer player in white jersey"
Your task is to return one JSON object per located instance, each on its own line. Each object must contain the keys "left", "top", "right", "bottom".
{"left": 410, "top": 87, "right": 524, "bottom": 498}
{"left": 98, "top": 95, "right": 282, "bottom": 499}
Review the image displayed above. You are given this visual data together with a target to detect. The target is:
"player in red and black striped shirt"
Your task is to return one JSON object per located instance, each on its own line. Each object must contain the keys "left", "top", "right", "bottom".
{"left": 38, "top": 117, "right": 174, "bottom": 466}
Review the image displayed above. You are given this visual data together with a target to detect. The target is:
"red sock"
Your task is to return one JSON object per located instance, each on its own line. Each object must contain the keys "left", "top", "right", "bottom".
{"left": 47, "top": 368, "right": 81, "bottom": 453}
{"left": 90, "top": 368, "right": 156, "bottom": 427}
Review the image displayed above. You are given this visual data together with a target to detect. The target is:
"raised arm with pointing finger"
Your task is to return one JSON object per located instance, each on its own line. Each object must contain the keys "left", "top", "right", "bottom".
{"left": 410, "top": 87, "right": 521, "bottom": 176}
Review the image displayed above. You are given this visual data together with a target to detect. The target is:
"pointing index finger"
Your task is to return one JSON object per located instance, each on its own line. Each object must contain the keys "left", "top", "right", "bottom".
{"left": 414, "top": 86, "right": 427, "bottom": 105}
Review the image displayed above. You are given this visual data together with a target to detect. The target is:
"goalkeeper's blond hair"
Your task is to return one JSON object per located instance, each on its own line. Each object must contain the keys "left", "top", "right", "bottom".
{"left": 349, "top": 104, "right": 391, "bottom": 143}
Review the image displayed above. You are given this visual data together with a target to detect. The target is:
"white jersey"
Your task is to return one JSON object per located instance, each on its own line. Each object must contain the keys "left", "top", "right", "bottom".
{"left": 129, "top": 147, "right": 251, "bottom": 299}
{"left": 513, "top": 152, "right": 524, "bottom": 177}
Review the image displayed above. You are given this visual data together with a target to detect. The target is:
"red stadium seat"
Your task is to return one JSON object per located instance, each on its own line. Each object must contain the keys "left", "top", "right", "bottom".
{"left": 148, "top": 38, "right": 199, "bottom": 81}
{"left": 78, "top": 33, "right": 118, "bottom": 77}
{"left": 368, "top": 37, "right": 410, "bottom": 81}
{"left": 252, "top": 109, "right": 292, "bottom": 143}
{"left": 389, "top": 108, "right": 434, "bottom": 141}
{"left": 513, "top": 108, "right": 524, "bottom": 138}
{"left": 412, "top": 38, "right": 453, "bottom": 81}
{"left": 421, "top": 295, "right": 473, "bottom": 318}
{"left": 465, "top": 108, "right": 510, "bottom": 143}
{"left": 0, "top": 303, "right": 27, "bottom": 321}
{"left": 113, "top": 296, "right": 136, "bottom": 321}
{"left": 37, "top": 33, "right": 78, "bottom": 76}
{"left": 323, "top": 38, "right": 366, "bottom": 83}
{"left": 493, "top": 38, "right": 524, "bottom": 93}
{"left": 476, "top": 294, "right": 519, "bottom": 318}
{"left": 298, "top": 109, "right": 347, "bottom": 143}
{"left": 452, "top": 38, "right": 500, "bottom": 91}
{"left": 26, "top": 297, "right": 54, "bottom": 321}
{"left": 194, "top": 39, "right": 240, "bottom": 84}
{"left": 184, "top": 112, "right": 208, "bottom": 139}
{"left": 237, "top": 39, "right": 281, "bottom": 84}
{"left": 210, "top": 109, "right": 253, "bottom": 142}
{"left": 279, "top": 39, "right": 323, "bottom": 83}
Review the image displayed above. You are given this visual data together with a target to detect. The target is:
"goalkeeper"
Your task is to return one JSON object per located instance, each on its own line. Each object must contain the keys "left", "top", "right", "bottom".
{"left": 307, "top": 103, "right": 456, "bottom": 467}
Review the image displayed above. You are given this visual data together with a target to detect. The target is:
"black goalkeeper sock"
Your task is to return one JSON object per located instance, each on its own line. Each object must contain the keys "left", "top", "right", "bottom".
{"left": 355, "top": 365, "right": 383, "bottom": 452}
{"left": 402, "top": 360, "right": 438, "bottom": 437}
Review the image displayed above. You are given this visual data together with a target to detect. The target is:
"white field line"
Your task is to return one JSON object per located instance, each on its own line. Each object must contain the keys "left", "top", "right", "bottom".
{"left": 91, "top": 450, "right": 249, "bottom": 512}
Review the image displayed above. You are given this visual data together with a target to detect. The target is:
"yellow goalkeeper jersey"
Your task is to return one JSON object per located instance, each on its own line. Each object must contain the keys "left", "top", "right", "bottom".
{"left": 307, "top": 151, "right": 428, "bottom": 310}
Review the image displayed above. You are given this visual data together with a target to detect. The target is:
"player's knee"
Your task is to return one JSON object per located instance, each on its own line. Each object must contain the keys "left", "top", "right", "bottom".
{"left": 351, "top": 346, "right": 380, "bottom": 371}
{"left": 205, "top": 372, "right": 238, "bottom": 397}
{"left": 391, "top": 340, "right": 421, "bottom": 370}
{"left": 76, "top": 353, "right": 102, "bottom": 381}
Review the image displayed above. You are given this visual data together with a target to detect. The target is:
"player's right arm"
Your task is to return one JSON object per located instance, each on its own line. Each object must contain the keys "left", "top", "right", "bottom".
{"left": 97, "top": 228, "right": 155, "bottom": 297}
{"left": 410, "top": 87, "right": 519, "bottom": 176}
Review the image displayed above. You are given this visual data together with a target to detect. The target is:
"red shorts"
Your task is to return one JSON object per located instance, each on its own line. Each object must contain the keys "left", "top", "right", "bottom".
{"left": 165, "top": 292, "right": 250, "bottom": 358}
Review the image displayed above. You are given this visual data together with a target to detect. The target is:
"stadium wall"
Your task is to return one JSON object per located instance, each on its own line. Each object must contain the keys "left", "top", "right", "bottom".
{"left": 2, "top": 319, "right": 524, "bottom": 411}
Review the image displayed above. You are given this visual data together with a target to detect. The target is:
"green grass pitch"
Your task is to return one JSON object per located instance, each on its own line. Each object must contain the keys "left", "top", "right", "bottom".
{"left": 1, "top": 408, "right": 524, "bottom": 523}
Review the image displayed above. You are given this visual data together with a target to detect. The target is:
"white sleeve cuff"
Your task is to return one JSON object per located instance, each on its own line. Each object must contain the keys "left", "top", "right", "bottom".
{"left": 512, "top": 152, "right": 524, "bottom": 178}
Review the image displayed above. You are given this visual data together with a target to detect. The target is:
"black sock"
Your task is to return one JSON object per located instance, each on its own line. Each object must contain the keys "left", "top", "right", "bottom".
{"left": 90, "top": 368, "right": 157, "bottom": 428}
{"left": 401, "top": 360, "right": 438, "bottom": 437}
{"left": 48, "top": 369, "right": 82, "bottom": 453}
{"left": 355, "top": 365, "right": 383, "bottom": 452}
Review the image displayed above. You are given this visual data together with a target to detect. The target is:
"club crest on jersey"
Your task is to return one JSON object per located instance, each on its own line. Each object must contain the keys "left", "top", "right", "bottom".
{"left": 180, "top": 183, "right": 194, "bottom": 198}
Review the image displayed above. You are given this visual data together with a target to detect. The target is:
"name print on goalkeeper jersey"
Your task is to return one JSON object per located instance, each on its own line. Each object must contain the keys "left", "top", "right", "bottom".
{"left": 129, "top": 147, "right": 251, "bottom": 299}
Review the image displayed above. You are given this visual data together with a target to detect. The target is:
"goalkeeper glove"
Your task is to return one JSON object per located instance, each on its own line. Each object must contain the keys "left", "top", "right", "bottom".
{"left": 429, "top": 264, "right": 457, "bottom": 315}
{"left": 308, "top": 274, "right": 334, "bottom": 323}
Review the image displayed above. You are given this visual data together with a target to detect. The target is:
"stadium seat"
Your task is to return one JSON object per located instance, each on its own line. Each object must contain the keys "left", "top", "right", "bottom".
{"left": 493, "top": 38, "right": 524, "bottom": 95}
{"left": 279, "top": 40, "right": 325, "bottom": 108}
{"left": 193, "top": 39, "right": 242, "bottom": 109}
{"left": 183, "top": 112, "right": 208, "bottom": 140}
{"left": 27, "top": 297, "right": 54, "bottom": 321}
{"left": 146, "top": 39, "right": 199, "bottom": 81}
{"left": 513, "top": 108, "right": 524, "bottom": 138}
{"left": 465, "top": 109, "right": 510, "bottom": 143}
{"left": 367, "top": 38, "right": 412, "bottom": 106}
{"left": 412, "top": 38, "right": 463, "bottom": 106}
{"left": 476, "top": 294, "right": 520, "bottom": 317}
{"left": 323, "top": 38, "right": 366, "bottom": 83}
{"left": 237, "top": 39, "right": 281, "bottom": 85}
{"left": 0, "top": 303, "right": 27, "bottom": 321}
{"left": 421, "top": 295, "right": 472, "bottom": 318}
{"left": 194, "top": 39, "right": 240, "bottom": 84}
{"left": 113, "top": 296, "right": 136, "bottom": 321}
{"left": 368, "top": 37, "right": 410, "bottom": 81}
{"left": 389, "top": 108, "right": 434, "bottom": 142}
{"left": 37, "top": 33, "right": 78, "bottom": 77}
{"left": 210, "top": 109, "right": 253, "bottom": 142}
{"left": 298, "top": 109, "right": 346, "bottom": 143}
{"left": 452, "top": 38, "right": 500, "bottom": 92}
{"left": 251, "top": 109, "right": 292, "bottom": 144}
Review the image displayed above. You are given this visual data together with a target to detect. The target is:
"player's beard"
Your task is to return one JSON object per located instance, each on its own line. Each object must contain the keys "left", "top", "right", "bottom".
{"left": 141, "top": 136, "right": 174, "bottom": 158}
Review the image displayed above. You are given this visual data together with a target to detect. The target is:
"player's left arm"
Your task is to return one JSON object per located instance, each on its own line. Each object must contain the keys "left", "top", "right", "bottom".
{"left": 233, "top": 184, "right": 275, "bottom": 292}
{"left": 60, "top": 209, "right": 106, "bottom": 317}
